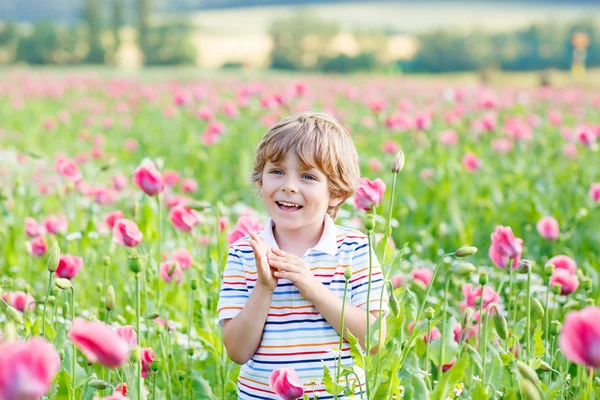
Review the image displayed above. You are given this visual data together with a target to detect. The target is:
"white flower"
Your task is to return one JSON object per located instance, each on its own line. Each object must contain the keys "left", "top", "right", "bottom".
{"left": 496, "top": 390, "right": 504, "bottom": 397}
{"left": 326, "top": 347, "right": 343, "bottom": 358}
{"left": 472, "top": 375, "right": 482, "bottom": 382}
{"left": 454, "top": 383, "right": 464, "bottom": 396}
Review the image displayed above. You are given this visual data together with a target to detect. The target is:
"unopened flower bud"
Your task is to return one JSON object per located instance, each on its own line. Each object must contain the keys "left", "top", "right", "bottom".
{"left": 188, "top": 348, "right": 194, "bottom": 356}
{"left": 461, "top": 307, "right": 473, "bottom": 328}
{"left": 105, "top": 285, "right": 115, "bottom": 311}
{"left": 386, "top": 281, "right": 400, "bottom": 318}
{"left": 46, "top": 242, "right": 60, "bottom": 272}
{"left": 5, "top": 306, "right": 23, "bottom": 325}
{"left": 478, "top": 273, "right": 488, "bottom": 286}
{"left": 550, "top": 320, "right": 561, "bottom": 336}
{"left": 551, "top": 283, "right": 562, "bottom": 295}
{"left": 145, "top": 312, "right": 160, "bottom": 320}
{"left": 492, "top": 308, "right": 508, "bottom": 340}
{"left": 537, "top": 360, "right": 553, "bottom": 372}
{"left": 424, "top": 307, "right": 435, "bottom": 321}
{"left": 130, "top": 346, "right": 141, "bottom": 362}
{"left": 581, "top": 277, "right": 592, "bottom": 291}
{"left": 55, "top": 278, "right": 73, "bottom": 290}
{"left": 391, "top": 151, "right": 405, "bottom": 173}
{"left": 128, "top": 254, "right": 143, "bottom": 273}
{"left": 89, "top": 379, "right": 108, "bottom": 389}
{"left": 191, "top": 279, "right": 199, "bottom": 291}
{"left": 344, "top": 266, "right": 353, "bottom": 281}
{"left": 3, "top": 321, "right": 17, "bottom": 342}
{"left": 519, "top": 379, "right": 541, "bottom": 400}
{"left": 517, "top": 360, "right": 539, "bottom": 384}
{"left": 516, "top": 259, "right": 532, "bottom": 274}
{"left": 103, "top": 255, "right": 111, "bottom": 267}
{"left": 544, "top": 263, "right": 555, "bottom": 276}
{"left": 451, "top": 262, "right": 476, "bottom": 276}
{"left": 152, "top": 361, "right": 159, "bottom": 372}
{"left": 531, "top": 297, "right": 544, "bottom": 318}
{"left": 455, "top": 246, "right": 477, "bottom": 258}
{"left": 364, "top": 214, "right": 375, "bottom": 231}
{"left": 585, "top": 298, "right": 596, "bottom": 306}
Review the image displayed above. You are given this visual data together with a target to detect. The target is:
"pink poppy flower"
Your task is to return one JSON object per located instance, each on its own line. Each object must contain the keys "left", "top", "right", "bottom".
{"left": 25, "top": 217, "right": 45, "bottom": 238}
{"left": 112, "top": 175, "right": 128, "bottom": 191}
{"left": 559, "top": 306, "right": 600, "bottom": 368}
{"left": 2, "top": 291, "right": 35, "bottom": 313}
{"left": 227, "top": 215, "right": 264, "bottom": 244}
{"left": 368, "top": 158, "right": 382, "bottom": 172}
{"left": 269, "top": 368, "right": 304, "bottom": 400}
{"left": 124, "top": 138, "right": 138, "bottom": 152}
{"left": 354, "top": 177, "right": 386, "bottom": 211}
{"left": 196, "top": 106, "right": 214, "bottom": 121}
{"left": 112, "top": 219, "right": 143, "bottom": 247}
{"left": 104, "top": 210, "right": 125, "bottom": 230}
{"left": 491, "top": 138, "right": 514, "bottom": 154}
{"left": 153, "top": 318, "right": 176, "bottom": 332}
{"left": 114, "top": 383, "right": 128, "bottom": 396}
{"left": 69, "top": 318, "right": 130, "bottom": 368}
{"left": 28, "top": 236, "right": 48, "bottom": 257}
{"left": 172, "top": 248, "right": 192, "bottom": 270}
{"left": 382, "top": 140, "right": 399, "bottom": 154}
{"left": 423, "top": 326, "right": 441, "bottom": 343}
{"left": 218, "top": 216, "right": 229, "bottom": 232}
{"left": 439, "top": 130, "right": 459, "bottom": 146}
{"left": 141, "top": 348, "right": 155, "bottom": 378}
{"left": 411, "top": 268, "right": 433, "bottom": 286}
{"left": 0, "top": 337, "right": 60, "bottom": 400}
{"left": 392, "top": 274, "right": 404, "bottom": 289}
{"left": 488, "top": 226, "right": 523, "bottom": 269}
{"left": 132, "top": 160, "right": 164, "bottom": 196}
{"left": 461, "top": 284, "right": 500, "bottom": 311}
{"left": 56, "top": 254, "right": 84, "bottom": 280}
{"left": 590, "top": 183, "right": 600, "bottom": 203}
{"left": 163, "top": 170, "right": 181, "bottom": 187}
{"left": 116, "top": 326, "right": 137, "bottom": 348}
{"left": 563, "top": 143, "right": 578, "bottom": 159}
{"left": 461, "top": 152, "right": 481, "bottom": 172}
{"left": 181, "top": 178, "right": 198, "bottom": 193}
{"left": 536, "top": 216, "right": 559, "bottom": 241}
{"left": 55, "top": 156, "right": 82, "bottom": 182}
{"left": 44, "top": 215, "right": 68, "bottom": 235}
{"left": 549, "top": 269, "right": 579, "bottom": 295}
{"left": 547, "top": 255, "right": 577, "bottom": 274}
{"left": 159, "top": 261, "right": 183, "bottom": 284}
{"left": 169, "top": 205, "right": 200, "bottom": 232}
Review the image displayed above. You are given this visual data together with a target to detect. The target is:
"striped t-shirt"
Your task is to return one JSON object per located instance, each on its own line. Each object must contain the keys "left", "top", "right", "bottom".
{"left": 217, "top": 214, "right": 389, "bottom": 399}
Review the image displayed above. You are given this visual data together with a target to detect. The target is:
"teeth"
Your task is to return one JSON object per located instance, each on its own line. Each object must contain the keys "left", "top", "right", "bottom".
{"left": 278, "top": 201, "right": 300, "bottom": 207}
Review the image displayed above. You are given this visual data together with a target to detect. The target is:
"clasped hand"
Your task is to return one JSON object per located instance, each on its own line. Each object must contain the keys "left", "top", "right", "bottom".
{"left": 249, "top": 232, "right": 322, "bottom": 302}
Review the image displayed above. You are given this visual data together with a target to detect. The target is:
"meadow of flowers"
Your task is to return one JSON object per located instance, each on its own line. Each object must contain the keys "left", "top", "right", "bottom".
{"left": 0, "top": 69, "right": 599, "bottom": 400}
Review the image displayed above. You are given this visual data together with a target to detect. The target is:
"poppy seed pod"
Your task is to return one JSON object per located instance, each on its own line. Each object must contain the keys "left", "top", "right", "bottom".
{"left": 517, "top": 360, "right": 539, "bottom": 384}
{"left": 478, "top": 273, "right": 488, "bottom": 286}
{"left": 364, "top": 214, "right": 375, "bottom": 231}
{"left": 516, "top": 259, "right": 532, "bottom": 274}
{"left": 344, "top": 266, "right": 353, "bottom": 281}
{"left": 128, "top": 254, "right": 143, "bottom": 273}
{"left": 89, "top": 379, "right": 108, "bottom": 389}
{"left": 451, "top": 262, "right": 476, "bottom": 276}
{"left": 531, "top": 296, "right": 544, "bottom": 318}
{"left": 425, "top": 307, "right": 435, "bottom": 321}
{"left": 550, "top": 320, "right": 562, "bottom": 336}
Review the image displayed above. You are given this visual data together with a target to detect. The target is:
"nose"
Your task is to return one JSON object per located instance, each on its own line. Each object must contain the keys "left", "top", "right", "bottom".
{"left": 281, "top": 177, "right": 299, "bottom": 193}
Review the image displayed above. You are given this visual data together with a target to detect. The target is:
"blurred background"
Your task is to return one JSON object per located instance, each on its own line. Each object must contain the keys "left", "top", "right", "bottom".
{"left": 0, "top": 0, "right": 599, "bottom": 81}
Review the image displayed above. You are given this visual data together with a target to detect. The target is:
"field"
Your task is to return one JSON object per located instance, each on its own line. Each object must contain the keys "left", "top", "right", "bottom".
{"left": 0, "top": 67, "right": 598, "bottom": 400}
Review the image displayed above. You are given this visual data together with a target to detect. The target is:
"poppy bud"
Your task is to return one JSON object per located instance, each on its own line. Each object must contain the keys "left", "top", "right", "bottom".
{"left": 386, "top": 281, "right": 400, "bottom": 318}
{"left": 425, "top": 307, "right": 435, "bottom": 321}
{"left": 46, "top": 242, "right": 60, "bottom": 272}
{"left": 517, "top": 360, "right": 539, "bottom": 384}
{"left": 391, "top": 151, "right": 405, "bottom": 173}
{"left": 5, "top": 306, "right": 23, "bottom": 325}
{"left": 516, "top": 259, "right": 532, "bottom": 274}
{"left": 455, "top": 246, "right": 477, "bottom": 258}
{"left": 519, "top": 379, "right": 541, "bottom": 400}
{"left": 89, "top": 379, "right": 108, "bottom": 389}
{"left": 130, "top": 346, "right": 141, "bottom": 362}
{"left": 191, "top": 279, "right": 199, "bottom": 291}
{"left": 451, "top": 262, "right": 476, "bottom": 276}
{"left": 364, "top": 214, "right": 375, "bottom": 231}
{"left": 128, "top": 253, "right": 143, "bottom": 273}
{"left": 544, "top": 263, "right": 555, "bottom": 276}
{"left": 581, "top": 277, "right": 592, "bottom": 291}
{"left": 55, "top": 278, "right": 73, "bottom": 290}
{"left": 531, "top": 297, "right": 544, "bottom": 318}
{"left": 105, "top": 285, "right": 115, "bottom": 311}
{"left": 461, "top": 307, "right": 473, "bottom": 329}
{"left": 103, "top": 255, "right": 111, "bottom": 267}
{"left": 478, "top": 273, "right": 488, "bottom": 286}
{"left": 550, "top": 320, "right": 561, "bottom": 336}
{"left": 145, "top": 312, "right": 160, "bottom": 320}
{"left": 344, "top": 266, "right": 353, "bottom": 281}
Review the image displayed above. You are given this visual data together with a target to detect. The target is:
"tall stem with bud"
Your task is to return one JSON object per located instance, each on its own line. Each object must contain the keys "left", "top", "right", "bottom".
{"left": 43, "top": 242, "right": 60, "bottom": 338}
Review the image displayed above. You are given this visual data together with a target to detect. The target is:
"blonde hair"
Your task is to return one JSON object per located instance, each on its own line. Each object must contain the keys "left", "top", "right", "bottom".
{"left": 251, "top": 111, "right": 360, "bottom": 219}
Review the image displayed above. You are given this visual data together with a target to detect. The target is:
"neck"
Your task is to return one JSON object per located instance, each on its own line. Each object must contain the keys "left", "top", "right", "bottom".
{"left": 273, "top": 219, "right": 325, "bottom": 257}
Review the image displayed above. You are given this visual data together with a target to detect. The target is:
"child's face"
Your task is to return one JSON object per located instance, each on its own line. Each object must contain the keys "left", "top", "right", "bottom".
{"left": 259, "top": 151, "right": 342, "bottom": 233}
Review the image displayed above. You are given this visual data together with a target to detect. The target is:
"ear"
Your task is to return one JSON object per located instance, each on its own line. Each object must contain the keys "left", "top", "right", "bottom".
{"left": 328, "top": 196, "right": 344, "bottom": 208}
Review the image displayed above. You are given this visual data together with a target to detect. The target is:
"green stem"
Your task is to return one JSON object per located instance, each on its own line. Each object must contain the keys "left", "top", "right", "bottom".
{"left": 334, "top": 276, "right": 350, "bottom": 399}
{"left": 365, "top": 225, "right": 374, "bottom": 400}
{"left": 425, "top": 320, "right": 432, "bottom": 386}
{"left": 155, "top": 195, "right": 163, "bottom": 310}
{"left": 42, "top": 271, "right": 53, "bottom": 338}
{"left": 526, "top": 267, "right": 532, "bottom": 358}
{"left": 160, "top": 330, "right": 173, "bottom": 399}
{"left": 70, "top": 287, "right": 75, "bottom": 393}
{"left": 545, "top": 280, "right": 551, "bottom": 359}
{"left": 507, "top": 258, "right": 514, "bottom": 331}
{"left": 382, "top": 172, "right": 398, "bottom": 264}
{"left": 438, "top": 277, "right": 451, "bottom": 381}
{"left": 482, "top": 308, "right": 491, "bottom": 386}
{"left": 587, "top": 367, "right": 594, "bottom": 400}
{"left": 136, "top": 273, "right": 142, "bottom": 400}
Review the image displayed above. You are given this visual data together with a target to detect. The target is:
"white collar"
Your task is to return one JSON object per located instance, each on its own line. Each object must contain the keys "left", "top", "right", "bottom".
{"left": 259, "top": 214, "right": 338, "bottom": 256}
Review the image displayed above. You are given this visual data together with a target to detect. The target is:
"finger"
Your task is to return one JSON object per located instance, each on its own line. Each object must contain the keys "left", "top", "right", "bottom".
{"left": 273, "top": 270, "right": 296, "bottom": 280}
{"left": 268, "top": 259, "right": 296, "bottom": 272}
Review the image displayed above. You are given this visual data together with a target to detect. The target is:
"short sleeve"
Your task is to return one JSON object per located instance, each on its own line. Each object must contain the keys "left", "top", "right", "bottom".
{"left": 217, "top": 246, "right": 250, "bottom": 328}
{"left": 350, "top": 236, "right": 389, "bottom": 316}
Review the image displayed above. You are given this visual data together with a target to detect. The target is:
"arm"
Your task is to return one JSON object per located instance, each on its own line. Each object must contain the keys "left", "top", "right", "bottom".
{"left": 223, "top": 284, "right": 274, "bottom": 365}
{"left": 311, "top": 284, "right": 386, "bottom": 354}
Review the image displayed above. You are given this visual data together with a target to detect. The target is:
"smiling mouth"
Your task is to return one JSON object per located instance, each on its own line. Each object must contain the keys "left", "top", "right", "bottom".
{"left": 276, "top": 201, "right": 303, "bottom": 211}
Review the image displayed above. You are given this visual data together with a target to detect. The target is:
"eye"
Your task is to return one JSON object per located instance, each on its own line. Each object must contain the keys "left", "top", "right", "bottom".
{"left": 302, "top": 174, "right": 317, "bottom": 181}
{"left": 269, "top": 169, "right": 283, "bottom": 175}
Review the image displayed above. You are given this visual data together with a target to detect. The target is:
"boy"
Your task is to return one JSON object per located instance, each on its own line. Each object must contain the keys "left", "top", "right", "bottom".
{"left": 217, "top": 112, "right": 388, "bottom": 399}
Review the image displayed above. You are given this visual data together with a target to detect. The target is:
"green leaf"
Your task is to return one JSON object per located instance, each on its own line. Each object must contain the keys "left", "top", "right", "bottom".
{"left": 430, "top": 355, "right": 468, "bottom": 400}
{"left": 192, "top": 374, "right": 217, "bottom": 399}
{"left": 322, "top": 363, "right": 343, "bottom": 395}
{"left": 428, "top": 317, "right": 459, "bottom": 366}
{"left": 532, "top": 320, "right": 545, "bottom": 359}
{"left": 63, "top": 344, "right": 88, "bottom": 389}
{"left": 54, "top": 369, "right": 74, "bottom": 400}
{"left": 346, "top": 330, "right": 364, "bottom": 369}
{"left": 375, "top": 234, "right": 396, "bottom": 265}
{"left": 465, "top": 344, "right": 483, "bottom": 372}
